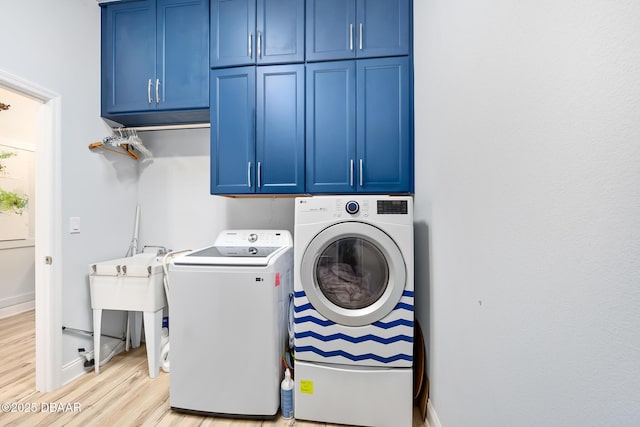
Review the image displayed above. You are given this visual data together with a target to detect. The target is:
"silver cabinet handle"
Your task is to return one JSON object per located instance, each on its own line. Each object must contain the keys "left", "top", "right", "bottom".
{"left": 359, "top": 159, "right": 363, "bottom": 186}
{"left": 359, "top": 23, "right": 363, "bottom": 50}
{"left": 155, "top": 78, "right": 160, "bottom": 103}
{"left": 249, "top": 32, "right": 253, "bottom": 58}
{"left": 349, "top": 24, "right": 353, "bottom": 51}
{"left": 257, "top": 161, "right": 262, "bottom": 188}
{"left": 147, "top": 79, "right": 153, "bottom": 104}
{"left": 257, "top": 31, "right": 261, "bottom": 58}
{"left": 350, "top": 159, "right": 354, "bottom": 186}
{"left": 247, "top": 162, "right": 252, "bottom": 187}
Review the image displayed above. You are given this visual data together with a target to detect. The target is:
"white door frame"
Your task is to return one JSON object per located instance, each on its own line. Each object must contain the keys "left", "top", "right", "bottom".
{"left": 0, "top": 69, "right": 62, "bottom": 392}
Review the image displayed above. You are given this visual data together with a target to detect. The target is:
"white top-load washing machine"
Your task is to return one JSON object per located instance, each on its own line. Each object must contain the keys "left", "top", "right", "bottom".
{"left": 294, "top": 196, "right": 414, "bottom": 427}
{"left": 168, "top": 230, "right": 293, "bottom": 417}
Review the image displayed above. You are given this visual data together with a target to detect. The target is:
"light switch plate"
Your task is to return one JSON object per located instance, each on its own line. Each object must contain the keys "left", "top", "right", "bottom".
{"left": 69, "top": 217, "right": 80, "bottom": 234}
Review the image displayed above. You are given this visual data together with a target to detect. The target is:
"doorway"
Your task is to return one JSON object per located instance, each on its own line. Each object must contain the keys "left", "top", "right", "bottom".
{"left": 0, "top": 86, "right": 37, "bottom": 316}
{"left": 0, "top": 68, "right": 62, "bottom": 392}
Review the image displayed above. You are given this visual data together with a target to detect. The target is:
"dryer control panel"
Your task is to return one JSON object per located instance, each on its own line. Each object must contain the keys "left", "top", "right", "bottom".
{"left": 345, "top": 200, "right": 360, "bottom": 215}
{"left": 296, "top": 196, "right": 413, "bottom": 225}
{"left": 376, "top": 199, "right": 408, "bottom": 215}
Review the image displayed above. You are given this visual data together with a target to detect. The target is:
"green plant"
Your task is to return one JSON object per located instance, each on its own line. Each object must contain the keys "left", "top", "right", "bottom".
{"left": 0, "top": 151, "right": 17, "bottom": 174}
{"left": 0, "top": 151, "right": 16, "bottom": 160}
{"left": 0, "top": 189, "right": 28, "bottom": 215}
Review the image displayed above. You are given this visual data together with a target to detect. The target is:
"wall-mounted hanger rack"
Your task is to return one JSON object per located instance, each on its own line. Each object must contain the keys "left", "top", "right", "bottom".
{"left": 89, "top": 128, "right": 151, "bottom": 160}
{"left": 113, "top": 123, "right": 210, "bottom": 132}
{"left": 89, "top": 123, "right": 209, "bottom": 160}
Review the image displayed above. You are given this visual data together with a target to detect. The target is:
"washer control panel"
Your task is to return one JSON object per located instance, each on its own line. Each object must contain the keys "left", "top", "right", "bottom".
{"left": 214, "top": 230, "right": 292, "bottom": 247}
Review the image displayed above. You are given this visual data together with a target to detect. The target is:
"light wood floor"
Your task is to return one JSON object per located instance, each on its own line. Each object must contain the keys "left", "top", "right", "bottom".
{"left": 0, "top": 311, "right": 426, "bottom": 427}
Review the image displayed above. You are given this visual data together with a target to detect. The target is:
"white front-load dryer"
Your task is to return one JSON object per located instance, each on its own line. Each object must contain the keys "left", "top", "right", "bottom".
{"left": 293, "top": 196, "right": 414, "bottom": 427}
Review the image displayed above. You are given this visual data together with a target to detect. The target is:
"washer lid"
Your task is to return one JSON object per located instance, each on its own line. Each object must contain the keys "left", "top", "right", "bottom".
{"left": 174, "top": 245, "right": 287, "bottom": 266}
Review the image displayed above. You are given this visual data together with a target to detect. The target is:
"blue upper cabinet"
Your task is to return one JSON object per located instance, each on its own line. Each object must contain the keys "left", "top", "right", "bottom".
{"left": 306, "top": 0, "right": 355, "bottom": 61}
{"left": 157, "top": 0, "right": 210, "bottom": 111}
{"left": 102, "top": 1, "right": 156, "bottom": 115}
{"left": 210, "top": 0, "right": 256, "bottom": 68}
{"left": 306, "top": 57, "right": 410, "bottom": 194}
{"left": 257, "top": 0, "right": 305, "bottom": 65}
{"left": 256, "top": 65, "right": 305, "bottom": 193}
{"left": 357, "top": 56, "right": 410, "bottom": 193}
{"left": 101, "top": 0, "right": 209, "bottom": 125}
{"left": 306, "top": 0, "right": 409, "bottom": 62}
{"left": 306, "top": 61, "right": 356, "bottom": 193}
{"left": 357, "top": 0, "right": 410, "bottom": 58}
{"left": 211, "top": 0, "right": 304, "bottom": 68}
{"left": 210, "top": 67, "right": 256, "bottom": 195}
{"left": 211, "top": 65, "right": 304, "bottom": 195}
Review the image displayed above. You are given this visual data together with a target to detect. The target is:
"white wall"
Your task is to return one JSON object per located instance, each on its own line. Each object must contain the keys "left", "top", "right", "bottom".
{"left": 0, "top": 244, "right": 35, "bottom": 312}
{"left": 414, "top": 1, "right": 640, "bottom": 426}
{"left": 137, "top": 129, "right": 295, "bottom": 252}
{"left": 0, "top": 0, "right": 138, "bottom": 365}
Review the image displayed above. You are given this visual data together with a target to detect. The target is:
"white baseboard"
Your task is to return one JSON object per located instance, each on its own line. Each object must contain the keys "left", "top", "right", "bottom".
{"left": 62, "top": 356, "right": 91, "bottom": 386}
{"left": 426, "top": 399, "right": 442, "bottom": 427}
{"left": 0, "top": 299, "right": 35, "bottom": 319}
{"left": 62, "top": 338, "right": 127, "bottom": 386}
{"left": 0, "top": 238, "right": 35, "bottom": 250}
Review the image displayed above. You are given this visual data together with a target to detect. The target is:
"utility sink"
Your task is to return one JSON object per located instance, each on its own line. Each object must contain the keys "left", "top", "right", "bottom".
{"left": 88, "top": 253, "right": 166, "bottom": 378}
{"left": 89, "top": 253, "right": 165, "bottom": 312}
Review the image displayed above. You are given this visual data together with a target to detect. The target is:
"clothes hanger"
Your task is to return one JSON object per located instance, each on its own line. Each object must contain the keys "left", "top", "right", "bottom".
{"left": 88, "top": 141, "right": 139, "bottom": 160}
{"left": 89, "top": 129, "right": 140, "bottom": 160}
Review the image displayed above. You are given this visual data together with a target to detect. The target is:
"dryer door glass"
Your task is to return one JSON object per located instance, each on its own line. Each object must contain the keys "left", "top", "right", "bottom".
{"left": 316, "top": 238, "right": 389, "bottom": 309}
{"left": 301, "top": 221, "right": 406, "bottom": 326}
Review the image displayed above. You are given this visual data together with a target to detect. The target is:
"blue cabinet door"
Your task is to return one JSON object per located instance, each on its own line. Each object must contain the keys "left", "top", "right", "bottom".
{"left": 210, "top": 67, "right": 256, "bottom": 195}
{"left": 306, "top": 0, "right": 355, "bottom": 62}
{"left": 306, "top": 61, "right": 356, "bottom": 193}
{"left": 357, "top": 0, "right": 410, "bottom": 58}
{"left": 210, "top": 0, "right": 256, "bottom": 68}
{"left": 211, "top": 0, "right": 304, "bottom": 68}
{"left": 356, "top": 57, "right": 410, "bottom": 193}
{"left": 256, "top": 65, "right": 305, "bottom": 193}
{"left": 211, "top": 65, "right": 305, "bottom": 195}
{"left": 256, "top": 0, "right": 305, "bottom": 64}
{"left": 101, "top": 0, "right": 156, "bottom": 114}
{"left": 306, "top": 0, "right": 409, "bottom": 62}
{"left": 101, "top": 0, "right": 209, "bottom": 123}
{"left": 157, "top": 0, "right": 209, "bottom": 110}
